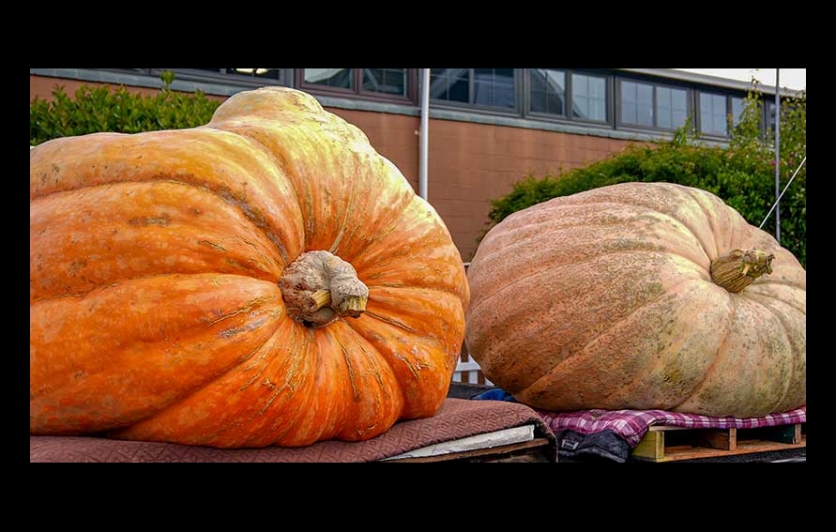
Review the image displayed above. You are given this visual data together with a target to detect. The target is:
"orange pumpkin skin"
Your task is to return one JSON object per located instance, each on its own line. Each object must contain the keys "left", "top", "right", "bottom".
{"left": 466, "top": 182, "right": 805, "bottom": 418}
{"left": 30, "top": 87, "right": 469, "bottom": 448}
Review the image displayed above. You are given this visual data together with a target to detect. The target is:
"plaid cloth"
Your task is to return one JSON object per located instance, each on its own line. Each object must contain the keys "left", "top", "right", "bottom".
{"left": 535, "top": 405, "right": 807, "bottom": 448}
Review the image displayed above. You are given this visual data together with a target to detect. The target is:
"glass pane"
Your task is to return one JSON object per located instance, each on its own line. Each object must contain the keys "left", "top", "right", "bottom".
{"left": 636, "top": 103, "right": 653, "bottom": 126}
{"left": 766, "top": 101, "right": 777, "bottom": 134}
{"left": 621, "top": 80, "right": 651, "bottom": 125}
{"left": 531, "top": 69, "right": 565, "bottom": 116}
{"left": 449, "top": 73, "right": 470, "bottom": 103}
{"left": 589, "top": 77, "right": 605, "bottom": 99}
{"left": 672, "top": 89, "right": 687, "bottom": 110}
{"left": 473, "top": 80, "right": 492, "bottom": 106}
{"left": 670, "top": 88, "right": 688, "bottom": 129}
{"left": 590, "top": 100, "right": 606, "bottom": 122}
{"left": 362, "top": 68, "right": 406, "bottom": 96}
{"left": 622, "top": 101, "right": 637, "bottom": 124}
{"left": 572, "top": 73, "right": 606, "bottom": 121}
{"left": 622, "top": 81, "right": 637, "bottom": 103}
{"left": 574, "top": 74, "right": 588, "bottom": 96}
{"left": 700, "top": 92, "right": 727, "bottom": 136}
{"left": 699, "top": 93, "right": 712, "bottom": 131}
{"left": 657, "top": 87, "right": 686, "bottom": 129}
{"left": 430, "top": 69, "right": 450, "bottom": 100}
{"left": 531, "top": 90, "right": 548, "bottom": 113}
{"left": 305, "top": 68, "right": 353, "bottom": 89}
{"left": 226, "top": 68, "right": 282, "bottom": 80}
{"left": 573, "top": 95, "right": 588, "bottom": 119}
{"left": 542, "top": 69, "right": 566, "bottom": 93}
{"left": 636, "top": 83, "right": 652, "bottom": 104}
{"left": 731, "top": 96, "right": 745, "bottom": 125}
{"left": 657, "top": 87, "right": 671, "bottom": 108}
{"left": 672, "top": 109, "right": 688, "bottom": 128}
{"left": 495, "top": 83, "right": 515, "bottom": 108}
{"left": 474, "top": 68, "right": 515, "bottom": 108}
{"left": 430, "top": 68, "right": 470, "bottom": 103}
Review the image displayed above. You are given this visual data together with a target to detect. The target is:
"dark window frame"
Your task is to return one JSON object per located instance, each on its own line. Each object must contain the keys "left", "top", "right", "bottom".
{"left": 297, "top": 68, "right": 417, "bottom": 104}
{"left": 525, "top": 69, "right": 612, "bottom": 126}
{"left": 616, "top": 77, "right": 691, "bottom": 132}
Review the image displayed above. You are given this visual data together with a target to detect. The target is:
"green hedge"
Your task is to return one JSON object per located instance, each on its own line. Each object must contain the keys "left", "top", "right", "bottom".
{"left": 487, "top": 92, "right": 806, "bottom": 268}
{"left": 30, "top": 72, "right": 221, "bottom": 146}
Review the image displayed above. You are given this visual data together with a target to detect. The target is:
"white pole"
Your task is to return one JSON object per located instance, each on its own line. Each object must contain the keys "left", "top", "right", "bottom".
{"left": 419, "top": 68, "right": 430, "bottom": 201}
{"left": 774, "top": 69, "right": 781, "bottom": 242}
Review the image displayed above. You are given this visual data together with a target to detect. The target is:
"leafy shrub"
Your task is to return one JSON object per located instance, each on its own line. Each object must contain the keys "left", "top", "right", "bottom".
{"left": 487, "top": 88, "right": 806, "bottom": 267}
{"left": 30, "top": 71, "right": 221, "bottom": 146}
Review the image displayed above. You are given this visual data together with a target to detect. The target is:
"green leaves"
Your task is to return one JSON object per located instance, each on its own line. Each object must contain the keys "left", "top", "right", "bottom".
{"left": 29, "top": 72, "right": 221, "bottom": 146}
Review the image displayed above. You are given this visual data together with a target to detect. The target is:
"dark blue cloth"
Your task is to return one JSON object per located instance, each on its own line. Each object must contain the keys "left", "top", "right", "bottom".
{"left": 470, "top": 388, "right": 630, "bottom": 461}
{"left": 471, "top": 388, "right": 517, "bottom": 402}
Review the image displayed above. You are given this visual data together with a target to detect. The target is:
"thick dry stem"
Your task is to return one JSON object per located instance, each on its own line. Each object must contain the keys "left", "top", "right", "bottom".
{"left": 710, "top": 249, "right": 775, "bottom": 293}
{"left": 279, "top": 250, "right": 369, "bottom": 328}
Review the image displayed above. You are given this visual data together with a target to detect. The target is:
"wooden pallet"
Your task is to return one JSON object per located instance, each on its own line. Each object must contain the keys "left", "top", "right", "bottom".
{"left": 631, "top": 422, "right": 806, "bottom": 462}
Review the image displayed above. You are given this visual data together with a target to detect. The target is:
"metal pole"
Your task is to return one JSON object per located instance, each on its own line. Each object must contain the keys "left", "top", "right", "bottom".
{"left": 774, "top": 69, "right": 781, "bottom": 242}
{"left": 419, "top": 69, "right": 430, "bottom": 201}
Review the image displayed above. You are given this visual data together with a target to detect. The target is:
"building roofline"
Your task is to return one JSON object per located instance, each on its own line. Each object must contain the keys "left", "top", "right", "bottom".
{"left": 617, "top": 68, "right": 804, "bottom": 97}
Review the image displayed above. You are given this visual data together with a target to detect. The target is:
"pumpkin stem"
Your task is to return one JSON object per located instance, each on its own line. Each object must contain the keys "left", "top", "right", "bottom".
{"left": 279, "top": 250, "right": 369, "bottom": 328}
{"left": 709, "top": 249, "right": 775, "bottom": 293}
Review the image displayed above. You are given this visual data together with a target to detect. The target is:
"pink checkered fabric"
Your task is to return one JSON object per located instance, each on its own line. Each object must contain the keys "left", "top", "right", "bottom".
{"left": 536, "top": 405, "right": 806, "bottom": 448}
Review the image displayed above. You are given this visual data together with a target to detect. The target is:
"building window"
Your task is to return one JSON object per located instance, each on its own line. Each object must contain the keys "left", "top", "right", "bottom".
{"left": 619, "top": 80, "right": 688, "bottom": 130}
{"left": 699, "top": 92, "right": 730, "bottom": 136}
{"left": 299, "top": 69, "right": 413, "bottom": 101}
{"left": 362, "top": 69, "right": 407, "bottom": 97}
{"left": 530, "top": 69, "right": 566, "bottom": 115}
{"left": 621, "top": 80, "right": 654, "bottom": 126}
{"left": 528, "top": 69, "right": 608, "bottom": 123}
{"left": 474, "top": 69, "right": 515, "bottom": 108}
{"left": 303, "top": 68, "right": 353, "bottom": 90}
{"left": 166, "top": 68, "right": 288, "bottom": 86}
{"left": 657, "top": 86, "right": 688, "bottom": 130}
{"left": 430, "top": 68, "right": 516, "bottom": 110}
{"left": 697, "top": 91, "right": 760, "bottom": 137}
{"left": 572, "top": 73, "right": 607, "bottom": 122}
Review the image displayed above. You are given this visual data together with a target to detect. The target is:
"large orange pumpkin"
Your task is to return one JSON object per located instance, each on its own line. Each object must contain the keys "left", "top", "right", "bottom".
{"left": 466, "top": 182, "right": 805, "bottom": 418}
{"left": 30, "top": 87, "right": 470, "bottom": 448}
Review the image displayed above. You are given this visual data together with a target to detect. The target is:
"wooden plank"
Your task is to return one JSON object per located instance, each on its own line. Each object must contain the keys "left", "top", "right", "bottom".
{"left": 694, "top": 428, "right": 736, "bottom": 451}
{"left": 632, "top": 430, "right": 665, "bottom": 461}
{"left": 632, "top": 433, "right": 806, "bottom": 463}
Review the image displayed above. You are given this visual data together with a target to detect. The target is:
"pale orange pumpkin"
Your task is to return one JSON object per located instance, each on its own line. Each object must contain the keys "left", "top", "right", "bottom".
{"left": 30, "top": 87, "right": 469, "bottom": 448}
{"left": 466, "top": 182, "right": 805, "bottom": 417}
